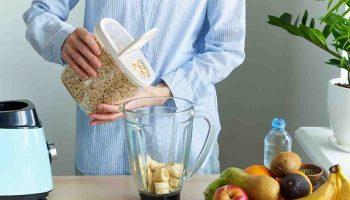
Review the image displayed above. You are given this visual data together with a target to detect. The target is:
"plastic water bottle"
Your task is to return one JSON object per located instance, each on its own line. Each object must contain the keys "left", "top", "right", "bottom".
{"left": 264, "top": 118, "right": 292, "bottom": 168}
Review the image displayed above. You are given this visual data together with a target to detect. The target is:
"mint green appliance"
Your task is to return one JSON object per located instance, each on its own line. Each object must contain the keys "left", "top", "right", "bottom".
{"left": 0, "top": 100, "right": 57, "bottom": 200}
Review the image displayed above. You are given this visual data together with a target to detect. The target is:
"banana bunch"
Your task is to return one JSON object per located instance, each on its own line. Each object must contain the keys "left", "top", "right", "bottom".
{"left": 297, "top": 165, "right": 350, "bottom": 200}
{"left": 145, "top": 156, "right": 184, "bottom": 195}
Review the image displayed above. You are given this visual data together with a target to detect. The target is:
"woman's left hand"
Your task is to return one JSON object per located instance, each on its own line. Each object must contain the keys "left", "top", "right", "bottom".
{"left": 89, "top": 83, "right": 172, "bottom": 125}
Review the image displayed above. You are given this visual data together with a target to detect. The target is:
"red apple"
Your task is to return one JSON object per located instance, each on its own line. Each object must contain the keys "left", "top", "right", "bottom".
{"left": 213, "top": 185, "right": 249, "bottom": 200}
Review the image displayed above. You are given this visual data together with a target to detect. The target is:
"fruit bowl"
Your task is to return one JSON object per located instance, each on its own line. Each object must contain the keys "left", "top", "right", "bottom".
{"left": 299, "top": 163, "right": 324, "bottom": 185}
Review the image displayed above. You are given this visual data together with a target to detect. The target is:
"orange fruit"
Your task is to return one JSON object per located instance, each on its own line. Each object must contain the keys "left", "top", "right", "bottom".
{"left": 244, "top": 165, "right": 272, "bottom": 177}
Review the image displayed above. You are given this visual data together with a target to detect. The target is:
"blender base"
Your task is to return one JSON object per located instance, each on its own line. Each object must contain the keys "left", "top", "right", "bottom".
{"left": 139, "top": 191, "right": 180, "bottom": 200}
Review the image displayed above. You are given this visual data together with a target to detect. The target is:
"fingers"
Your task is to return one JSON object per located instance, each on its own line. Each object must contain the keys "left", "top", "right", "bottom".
{"left": 65, "top": 45, "right": 98, "bottom": 77}
{"left": 90, "top": 113, "right": 123, "bottom": 121}
{"left": 89, "top": 104, "right": 122, "bottom": 126}
{"left": 62, "top": 51, "right": 89, "bottom": 79}
{"left": 62, "top": 27, "right": 101, "bottom": 79}
{"left": 123, "top": 97, "right": 160, "bottom": 111}
{"left": 76, "top": 27, "right": 101, "bottom": 56}
{"left": 96, "top": 104, "right": 120, "bottom": 113}
{"left": 89, "top": 113, "right": 124, "bottom": 126}
{"left": 72, "top": 38, "right": 101, "bottom": 69}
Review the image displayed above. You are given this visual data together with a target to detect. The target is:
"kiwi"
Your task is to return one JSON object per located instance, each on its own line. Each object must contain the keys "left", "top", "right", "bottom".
{"left": 270, "top": 152, "right": 302, "bottom": 178}
{"left": 280, "top": 173, "right": 312, "bottom": 199}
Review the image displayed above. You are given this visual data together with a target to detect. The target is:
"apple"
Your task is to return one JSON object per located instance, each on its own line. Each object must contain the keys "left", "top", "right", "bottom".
{"left": 213, "top": 185, "right": 248, "bottom": 200}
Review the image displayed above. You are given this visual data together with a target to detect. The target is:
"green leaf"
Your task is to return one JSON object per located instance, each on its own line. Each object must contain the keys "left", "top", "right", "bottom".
{"left": 340, "top": 39, "right": 350, "bottom": 51}
{"left": 332, "top": 43, "right": 341, "bottom": 51}
{"left": 326, "top": 58, "right": 341, "bottom": 66}
{"left": 310, "top": 18, "right": 315, "bottom": 28}
{"left": 334, "top": 34, "right": 350, "bottom": 41}
{"left": 294, "top": 15, "right": 300, "bottom": 26}
{"left": 309, "top": 28, "right": 327, "bottom": 46}
{"left": 280, "top": 13, "right": 292, "bottom": 24}
{"left": 332, "top": 29, "right": 342, "bottom": 39}
{"left": 328, "top": 0, "right": 335, "bottom": 10}
{"left": 310, "top": 29, "right": 327, "bottom": 46}
{"left": 333, "top": 30, "right": 350, "bottom": 50}
{"left": 299, "top": 25, "right": 312, "bottom": 40}
{"left": 296, "top": 24, "right": 327, "bottom": 47}
{"left": 267, "top": 15, "right": 301, "bottom": 36}
{"left": 341, "top": 7, "right": 350, "bottom": 17}
{"left": 326, "top": 58, "right": 349, "bottom": 69}
{"left": 326, "top": 59, "right": 343, "bottom": 68}
{"left": 324, "top": 0, "right": 350, "bottom": 20}
{"left": 302, "top": 10, "right": 308, "bottom": 25}
{"left": 340, "top": 57, "right": 348, "bottom": 68}
{"left": 322, "top": 24, "right": 332, "bottom": 38}
{"left": 344, "top": 43, "right": 350, "bottom": 51}
{"left": 326, "top": 13, "right": 350, "bottom": 29}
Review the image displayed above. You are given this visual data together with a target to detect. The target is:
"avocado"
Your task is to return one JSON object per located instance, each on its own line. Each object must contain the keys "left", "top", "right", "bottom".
{"left": 280, "top": 173, "right": 312, "bottom": 199}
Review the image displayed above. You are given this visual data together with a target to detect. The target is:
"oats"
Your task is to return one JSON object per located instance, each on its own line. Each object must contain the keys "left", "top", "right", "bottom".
{"left": 131, "top": 59, "right": 150, "bottom": 78}
{"left": 61, "top": 36, "right": 138, "bottom": 114}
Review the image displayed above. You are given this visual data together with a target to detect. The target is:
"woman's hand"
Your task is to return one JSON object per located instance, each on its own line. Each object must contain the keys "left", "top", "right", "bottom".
{"left": 62, "top": 27, "right": 101, "bottom": 79}
{"left": 89, "top": 83, "right": 172, "bottom": 125}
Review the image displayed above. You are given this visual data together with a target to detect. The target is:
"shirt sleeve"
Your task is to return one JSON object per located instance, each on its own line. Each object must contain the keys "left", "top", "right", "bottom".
{"left": 23, "top": 0, "right": 80, "bottom": 65}
{"left": 161, "top": 0, "right": 246, "bottom": 103}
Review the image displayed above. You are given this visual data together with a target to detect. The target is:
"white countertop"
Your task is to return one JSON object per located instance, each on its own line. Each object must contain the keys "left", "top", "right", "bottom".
{"left": 295, "top": 127, "right": 350, "bottom": 176}
{"left": 48, "top": 175, "right": 217, "bottom": 200}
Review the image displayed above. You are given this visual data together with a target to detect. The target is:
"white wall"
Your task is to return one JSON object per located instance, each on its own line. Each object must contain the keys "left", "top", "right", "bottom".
{"left": 285, "top": 1, "right": 340, "bottom": 131}
{"left": 218, "top": 0, "right": 339, "bottom": 168}
{"left": 283, "top": 0, "right": 340, "bottom": 162}
{"left": 0, "top": 0, "right": 337, "bottom": 175}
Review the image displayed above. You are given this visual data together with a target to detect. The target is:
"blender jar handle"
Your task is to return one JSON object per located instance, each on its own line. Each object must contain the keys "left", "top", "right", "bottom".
{"left": 184, "top": 110, "right": 218, "bottom": 181}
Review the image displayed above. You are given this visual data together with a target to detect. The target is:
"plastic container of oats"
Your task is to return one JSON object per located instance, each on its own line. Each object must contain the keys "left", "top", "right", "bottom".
{"left": 61, "top": 18, "right": 157, "bottom": 114}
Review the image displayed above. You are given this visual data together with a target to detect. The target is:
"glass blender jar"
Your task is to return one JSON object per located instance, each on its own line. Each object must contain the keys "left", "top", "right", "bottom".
{"left": 121, "top": 97, "right": 218, "bottom": 200}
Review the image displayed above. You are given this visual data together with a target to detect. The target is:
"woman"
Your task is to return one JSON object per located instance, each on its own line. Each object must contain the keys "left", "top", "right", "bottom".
{"left": 23, "top": 0, "right": 246, "bottom": 175}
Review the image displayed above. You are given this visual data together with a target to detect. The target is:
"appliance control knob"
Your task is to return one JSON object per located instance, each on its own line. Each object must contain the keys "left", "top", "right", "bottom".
{"left": 48, "top": 143, "right": 58, "bottom": 161}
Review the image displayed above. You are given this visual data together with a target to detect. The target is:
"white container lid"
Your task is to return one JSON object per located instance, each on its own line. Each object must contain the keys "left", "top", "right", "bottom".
{"left": 94, "top": 18, "right": 157, "bottom": 86}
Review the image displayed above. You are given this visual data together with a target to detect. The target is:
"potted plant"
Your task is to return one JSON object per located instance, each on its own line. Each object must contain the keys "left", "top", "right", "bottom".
{"left": 267, "top": 0, "right": 350, "bottom": 146}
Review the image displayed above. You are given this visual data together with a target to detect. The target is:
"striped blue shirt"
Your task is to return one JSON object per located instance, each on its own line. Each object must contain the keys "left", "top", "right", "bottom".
{"left": 23, "top": 0, "right": 245, "bottom": 175}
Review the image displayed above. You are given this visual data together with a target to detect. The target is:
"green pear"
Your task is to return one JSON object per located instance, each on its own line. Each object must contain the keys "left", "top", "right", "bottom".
{"left": 203, "top": 178, "right": 229, "bottom": 200}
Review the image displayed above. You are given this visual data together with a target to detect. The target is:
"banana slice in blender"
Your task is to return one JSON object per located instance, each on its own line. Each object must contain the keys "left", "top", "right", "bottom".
{"left": 155, "top": 188, "right": 170, "bottom": 194}
{"left": 154, "top": 181, "right": 170, "bottom": 195}
{"left": 169, "top": 186, "right": 178, "bottom": 193}
{"left": 153, "top": 168, "right": 170, "bottom": 182}
{"left": 147, "top": 167, "right": 155, "bottom": 193}
{"left": 147, "top": 156, "right": 166, "bottom": 172}
{"left": 167, "top": 163, "right": 183, "bottom": 178}
{"left": 146, "top": 156, "right": 157, "bottom": 169}
{"left": 154, "top": 181, "right": 169, "bottom": 189}
{"left": 169, "top": 176, "right": 179, "bottom": 188}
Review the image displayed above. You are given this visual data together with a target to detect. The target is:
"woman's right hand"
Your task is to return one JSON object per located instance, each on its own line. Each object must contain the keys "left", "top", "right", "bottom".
{"left": 62, "top": 27, "right": 102, "bottom": 79}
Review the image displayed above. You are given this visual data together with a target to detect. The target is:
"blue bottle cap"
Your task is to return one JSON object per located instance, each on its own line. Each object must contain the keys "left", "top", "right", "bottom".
{"left": 272, "top": 118, "right": 286, "bottom": 129}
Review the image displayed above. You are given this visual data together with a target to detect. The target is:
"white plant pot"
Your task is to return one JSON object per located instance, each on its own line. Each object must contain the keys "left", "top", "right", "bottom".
{"left": 328, "top": 78, "right": 350, "bottom": 146}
